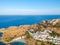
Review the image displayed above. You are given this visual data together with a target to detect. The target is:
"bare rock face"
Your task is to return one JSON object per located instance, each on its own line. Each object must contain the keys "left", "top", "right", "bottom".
{"left": 49, "top": 19, "right": 60, "bottom": 26}
{"left": 41, "top": 19, "right": 60, "bottom": 27}
{"left": 39, "top": 19, "right": 60, "bottom": 33}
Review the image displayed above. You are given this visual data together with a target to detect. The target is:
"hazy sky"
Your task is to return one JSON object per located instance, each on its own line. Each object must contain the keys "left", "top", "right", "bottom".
{"left": 0, "top": 0, "right": 60, "bottom": 15}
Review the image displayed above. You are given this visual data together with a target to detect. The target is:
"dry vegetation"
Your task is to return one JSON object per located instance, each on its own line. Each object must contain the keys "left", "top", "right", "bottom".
{"left": 1, "top": 26, "right": 30, "bottom": 42}
{"left": 0, "top": 19, "right": 60, "bottom": 45}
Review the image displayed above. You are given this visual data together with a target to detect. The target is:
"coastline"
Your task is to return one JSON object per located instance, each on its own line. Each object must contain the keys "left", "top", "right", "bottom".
{"left": 0, "top": 38, "right": 26, "bottom": 45}
{"left": 0, "top": 35, "right": 26, "bottom": 45}
{"left": 0, "top": 18, "right": 60, "bottom": 45}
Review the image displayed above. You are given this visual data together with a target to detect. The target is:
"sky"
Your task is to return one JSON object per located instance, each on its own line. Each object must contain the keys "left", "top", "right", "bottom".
{"left": 0, "top": 0, "right": 60, "bottom": 15}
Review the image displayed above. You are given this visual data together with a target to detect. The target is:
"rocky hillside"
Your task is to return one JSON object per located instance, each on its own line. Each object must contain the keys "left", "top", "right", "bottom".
{"left": 41, "top": 19, "right": 60, "bottom": 27}
{"left": 0, "top": 19, "right": 60, "bottom": 45}
{"left": 38, "top": 19, "right": 60, "bottom": 33}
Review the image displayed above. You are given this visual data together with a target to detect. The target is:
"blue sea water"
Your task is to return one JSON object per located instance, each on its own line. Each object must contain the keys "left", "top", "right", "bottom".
{"left": 0, "top": 42, "right": 6, "bottom": 45}
{"left": 0, "top": 32, "right": 3, "bottom": 37}
{"left": 0, "top": 15, "right": 60, "bottom": 28}
{"left": 0, "top": 15, "right": 60, "bottom": 45}
{"left": 10, "top": 42, "right": 26, "bottom": 45}
{"left": 0, "top": 42, "right": 26, "bottom": 45}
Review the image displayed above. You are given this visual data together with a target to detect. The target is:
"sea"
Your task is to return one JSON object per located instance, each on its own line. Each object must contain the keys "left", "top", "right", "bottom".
{"left": 0, "top": 15, "right": 60, "bottom": 45}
